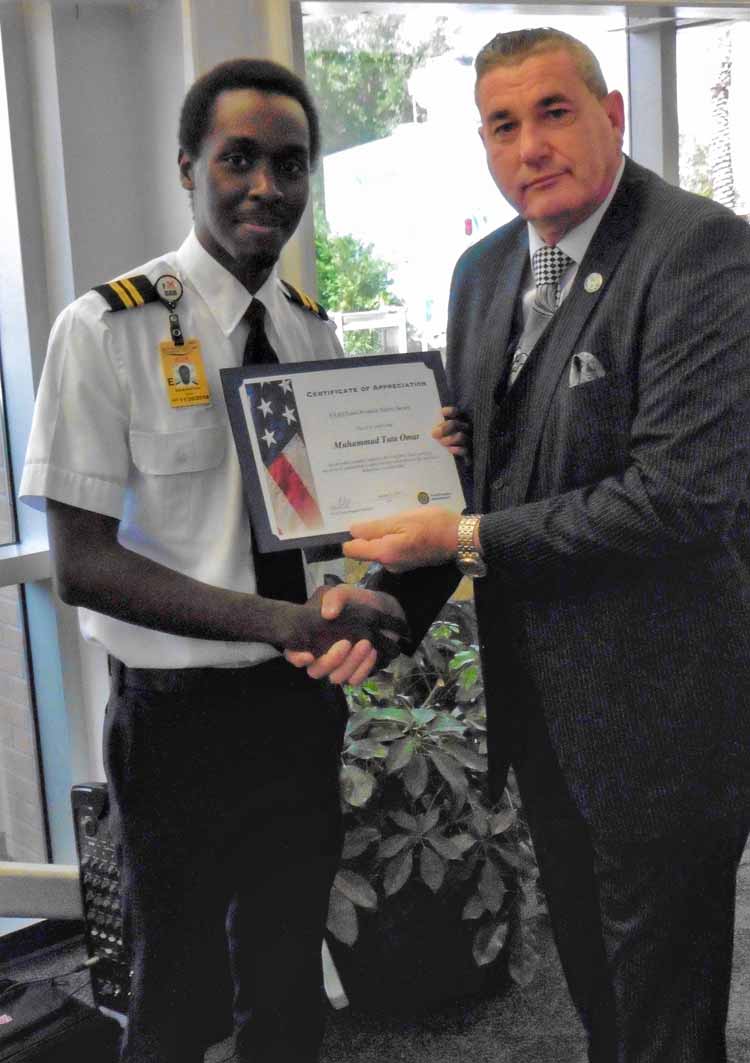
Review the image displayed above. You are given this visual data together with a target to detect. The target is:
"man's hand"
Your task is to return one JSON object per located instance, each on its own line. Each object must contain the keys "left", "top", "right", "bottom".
{"left": 343, "top": 506, "right": 461, "bottom": 573}
{"left": 432, "top": 405, "right": 471, "bottom": 459}
{"left": 285, "top": 584, "right": 409, "bottom": 685}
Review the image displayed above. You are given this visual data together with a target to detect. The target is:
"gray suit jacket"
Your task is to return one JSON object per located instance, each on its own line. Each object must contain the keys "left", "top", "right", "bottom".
{"left": 385, "top": 157, "right": 750, "bottom": 839}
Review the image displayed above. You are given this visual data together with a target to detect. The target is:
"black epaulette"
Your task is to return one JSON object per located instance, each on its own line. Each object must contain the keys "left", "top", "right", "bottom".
{"left": 91, "top": 274, "right": 159, "bottom": 312}
{"left": 281, "top": 280, "right": 329, "bottom": 321}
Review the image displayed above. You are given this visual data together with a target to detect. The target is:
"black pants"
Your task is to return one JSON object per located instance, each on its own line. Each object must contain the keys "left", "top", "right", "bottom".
{"left": 512, "top": 701, "right": 749, "bottom": 1063}
{"left": 104, "top": 657, "right": 346, "bottom": 1063}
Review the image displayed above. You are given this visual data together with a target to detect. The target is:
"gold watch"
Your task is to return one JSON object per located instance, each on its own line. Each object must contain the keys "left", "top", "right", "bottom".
{"left": 456, "top": 515, "right": 487, "bottom": 579}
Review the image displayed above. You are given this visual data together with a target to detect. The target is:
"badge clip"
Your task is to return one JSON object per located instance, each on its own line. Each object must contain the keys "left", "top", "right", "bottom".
{"left": 155, "top": 274, "right": 186, "bottom": 346}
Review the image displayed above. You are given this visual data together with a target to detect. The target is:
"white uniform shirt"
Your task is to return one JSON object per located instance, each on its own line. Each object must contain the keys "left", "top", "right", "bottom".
{"left": 20, "top": 230, "right": 343, "bottom": 668}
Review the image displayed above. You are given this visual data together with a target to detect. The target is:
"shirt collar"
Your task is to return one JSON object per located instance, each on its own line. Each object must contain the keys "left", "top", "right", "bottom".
{"left": 527, "top": 156, "right": 626, "bottom": 266}
{"left": 176, "top": 229, "right": 285, "bottom": 336}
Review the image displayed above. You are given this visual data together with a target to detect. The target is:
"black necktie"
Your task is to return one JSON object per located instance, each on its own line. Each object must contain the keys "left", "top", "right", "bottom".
{"left": 243, "top": 300, "right": 308, "bottom": 604}
{"left": 243, "top": 299, "right": 279, "bottom": 366}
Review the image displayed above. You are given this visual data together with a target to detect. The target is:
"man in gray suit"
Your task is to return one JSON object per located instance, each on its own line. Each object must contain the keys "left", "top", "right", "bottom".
{"left": 296, "top": 26, "right": 750, "bottom": 1063}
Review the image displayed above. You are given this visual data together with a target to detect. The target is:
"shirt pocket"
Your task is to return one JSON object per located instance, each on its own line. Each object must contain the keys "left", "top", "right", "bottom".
{"left": 128, "top": 425, "right": 227, "bottom": 543}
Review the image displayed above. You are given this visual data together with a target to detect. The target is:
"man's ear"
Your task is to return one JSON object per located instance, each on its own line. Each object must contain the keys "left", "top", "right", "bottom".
{"left": 178, "top": 149, "right": 194, "bottom": 191}
{"left": 603, "top": 90, "right": 626, "bottom": 144}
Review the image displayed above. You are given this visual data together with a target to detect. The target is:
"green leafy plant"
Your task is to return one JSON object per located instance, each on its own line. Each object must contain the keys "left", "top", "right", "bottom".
{"left": 314, "top": 206, "right": 401, "bottom": 355}
{"left": 327, "top": 600, "right": 541, "bottom": 987}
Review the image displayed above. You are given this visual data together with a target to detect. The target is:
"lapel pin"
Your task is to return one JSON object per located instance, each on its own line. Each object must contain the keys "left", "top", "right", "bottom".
{"left": 584, "top": 272, "right": 603, "bottom": 294}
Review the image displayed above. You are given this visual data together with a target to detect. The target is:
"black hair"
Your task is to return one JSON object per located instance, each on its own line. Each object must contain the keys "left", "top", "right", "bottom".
{"left": 178, "top": 57, "right": 321, "bottom": 167}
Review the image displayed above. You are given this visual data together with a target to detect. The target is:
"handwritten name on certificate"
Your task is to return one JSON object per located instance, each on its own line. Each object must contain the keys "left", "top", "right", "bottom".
{"left": 223, "top": 354, "right": 466, "bottom": 551}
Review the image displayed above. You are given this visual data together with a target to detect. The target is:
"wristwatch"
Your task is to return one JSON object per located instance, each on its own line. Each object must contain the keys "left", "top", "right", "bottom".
{"left": 456, "top": 515, "right": 487, "bottom": 579}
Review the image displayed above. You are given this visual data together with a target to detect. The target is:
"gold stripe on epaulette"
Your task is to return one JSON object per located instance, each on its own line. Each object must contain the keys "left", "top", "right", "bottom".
{"left": 119, "top": 276, "right": 145, "bottom": 307}
{"left": 109, "top": 279, "right": 135, "bottom": 309}
{"left": 92, "top": 274, "right": 160, "bottom": 312}
{"left": 281, "top": 280, "right": 328, "bottom": 320}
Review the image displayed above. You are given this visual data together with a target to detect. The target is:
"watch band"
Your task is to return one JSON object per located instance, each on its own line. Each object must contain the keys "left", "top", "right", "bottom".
{"left": 456, "top": 515, "right": 487, "bottom": 578}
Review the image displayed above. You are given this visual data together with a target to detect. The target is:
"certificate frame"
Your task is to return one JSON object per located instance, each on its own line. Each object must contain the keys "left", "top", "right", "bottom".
{"left": 220, "top": 351, "right": 465, "bottom": 555}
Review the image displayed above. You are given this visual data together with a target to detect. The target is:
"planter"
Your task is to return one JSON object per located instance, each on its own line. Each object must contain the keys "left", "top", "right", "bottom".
{"left": 326, "top": 881, "right": 509, "bottom": 1014}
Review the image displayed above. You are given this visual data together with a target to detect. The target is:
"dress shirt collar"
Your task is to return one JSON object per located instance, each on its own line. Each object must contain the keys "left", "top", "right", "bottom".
{"left": 176, "top": 229, "right": 286, "bottom": 337}
{"left": 527, "top": 155, "right": 626, "bottom": 267}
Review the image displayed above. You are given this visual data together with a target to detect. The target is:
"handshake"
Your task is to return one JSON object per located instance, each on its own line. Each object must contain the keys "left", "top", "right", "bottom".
{"left": 284, "top": 581, "right": 410, "bottom": 687}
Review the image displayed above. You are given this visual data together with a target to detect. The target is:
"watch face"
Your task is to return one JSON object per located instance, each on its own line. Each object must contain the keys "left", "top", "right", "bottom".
{"left": 458, "top": 553, "right": 487, "bottom": 578}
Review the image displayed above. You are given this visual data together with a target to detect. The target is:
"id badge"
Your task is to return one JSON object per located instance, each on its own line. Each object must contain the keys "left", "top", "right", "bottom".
{"left": 160, "top": 338, "right": 212, "bottom": 408}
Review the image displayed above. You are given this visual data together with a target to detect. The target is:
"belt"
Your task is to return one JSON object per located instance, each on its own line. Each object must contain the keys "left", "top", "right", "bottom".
{"left": 108, "top": 655, "right": 286, "bottom": 696}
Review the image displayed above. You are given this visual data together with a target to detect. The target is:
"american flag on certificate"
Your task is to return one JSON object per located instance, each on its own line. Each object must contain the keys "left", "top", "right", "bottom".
{"left": 245, "top": 378, "right": 323, "bottom": 534}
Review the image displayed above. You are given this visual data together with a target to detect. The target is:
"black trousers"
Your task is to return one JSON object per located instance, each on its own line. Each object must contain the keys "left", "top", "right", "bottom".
{"left": 104, "top": 657, "right": 346, "bottom": 1063}
{"left": 512, "top": 699, "right": 749, "bottom": 1063}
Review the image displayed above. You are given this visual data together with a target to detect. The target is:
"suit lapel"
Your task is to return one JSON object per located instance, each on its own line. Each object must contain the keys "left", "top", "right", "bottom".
{"left": 472, "top": 222, "right": 528, "bottom": 498}
{"left": 511, "top": 160, "right": 648, "bottom": 502}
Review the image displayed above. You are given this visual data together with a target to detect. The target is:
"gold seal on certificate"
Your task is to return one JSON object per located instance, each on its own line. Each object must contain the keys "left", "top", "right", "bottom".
{"left": 221, "top": 352, "right": 467, "bottom": 553}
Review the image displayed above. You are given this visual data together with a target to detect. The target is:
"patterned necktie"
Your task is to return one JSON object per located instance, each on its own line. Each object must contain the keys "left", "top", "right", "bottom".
{"left": 243, "top": 299, "right": 308, "bottom": 605}
{"left": 507, "top": 245, "right": 572, "bottom": 389}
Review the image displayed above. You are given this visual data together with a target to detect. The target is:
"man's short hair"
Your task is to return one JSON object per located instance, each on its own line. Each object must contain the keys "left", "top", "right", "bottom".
{"left": 178, "top": 57, "right": 321, "bottom": 167}
{"left": 475, "top": 28, "right": 608, "bottom": 99}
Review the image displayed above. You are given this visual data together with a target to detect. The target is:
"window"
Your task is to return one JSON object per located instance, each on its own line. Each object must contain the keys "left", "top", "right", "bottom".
{"left": 0, "top": 584, "right": 48, "bottom": 865}
{"left": 677, "top": 19, "right": 750, "bottom": 217}
{"left": 301, "top": 4, "right": 629, "bottom": 353}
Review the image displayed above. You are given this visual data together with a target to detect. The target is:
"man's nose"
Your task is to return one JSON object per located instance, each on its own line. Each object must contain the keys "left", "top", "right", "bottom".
{"left": 248, "top": 160, "right": 282, "bottom": 198}
{"left": 518, "top": 122, "right": 549, "bottom": 165}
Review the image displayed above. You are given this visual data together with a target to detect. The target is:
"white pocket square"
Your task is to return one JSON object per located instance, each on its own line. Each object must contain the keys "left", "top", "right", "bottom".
{"left": 569, "top": 351, "right": 606, "bottom": 388}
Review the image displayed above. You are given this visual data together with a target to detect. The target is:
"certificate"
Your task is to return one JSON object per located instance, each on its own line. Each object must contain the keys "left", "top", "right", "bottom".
{"left": 220, "top": 352, "right": 466, "bottom": 553}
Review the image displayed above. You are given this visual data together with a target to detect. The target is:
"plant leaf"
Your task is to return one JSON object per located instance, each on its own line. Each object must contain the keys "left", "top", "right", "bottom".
{"left": 451, "top": 832, "right": 478, "bottom": 855}
{"left": 385, "top": 736, "right": 415, "bottom": 774}
{"left": 340, "top": 763, "right": 375, "bottom": 808}
{"left": 420, "top": 845, "right": 446, "bottom": 893}
{"left": 346, "top": 708, "right": 376, "bottom": 738}
{"left": 377, "top": 833, "right": 413, "bottom": 859}
{"left": 417, "top": 806, "right": 438, "bottom": 833}
{"left": 472, "top": 919, "right": 509, "bottom": 967}
{"left": 334, "top": 869, "right": 378, "bottom": 910}
{"left": 462, "top": 893, "right": 485, "bottom": 920}
{"left": 427, "top": 714, "right": 467, "bottom": 736}
{"left": 449, "top": 649, "right": 478, "bottom": 670}
{"left": 383, "top": 847, "right": 413, "bottom": 897}
{"left": 508, "top": 938, "right": 541, "bottom": 987}
{"left": 402, "top": 751, "right": 429, "bottom": 798}
{"left": 425, "top": 831, "right": 464, "bottom": 861}
{"left": 410, "top": 706, "right": 437, "bottom": 727}
{"left": 360, "top": 676, "right": 389, "bottom": 697}
{"left": 346, "top": 737, "right": 389, "bottom": 760}
{"left": 326, "top": 887, "right": 359, "bottom": 946}
{"left": 492, "top": 843, "right": 522, "bottom": 871}
{"left": 471, "top": 809, "right": 490, "bottom": 836}
{"left": 370, "top": 706, "right": 412, "bottom": 724}
{"left": 442, "top": 740, "right": 488, "bottom": 771}
{"left": 478, "top": 858, "right": 506, "bottom": 914}
{"left": 490, "top": 808, "right": 516, "bottom": 835}
{"left": 428, "top": 749, "right": 468, "bottom": 803}
{"left": 458, "top": 664, "right": 481, "bottom": 692}
{"left": 390, "top": 809, "right": 418, "bottom": 831}
{"left": 341, "top": 825, "right": 380, "bottom": 859}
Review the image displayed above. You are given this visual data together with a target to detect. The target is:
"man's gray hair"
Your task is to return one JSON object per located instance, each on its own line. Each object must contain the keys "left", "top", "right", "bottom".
{"left": 475, "top": 28, "right": 608, "bottom": 99}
